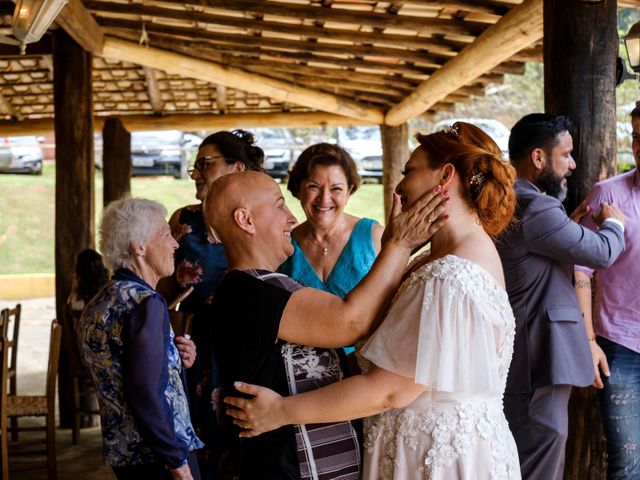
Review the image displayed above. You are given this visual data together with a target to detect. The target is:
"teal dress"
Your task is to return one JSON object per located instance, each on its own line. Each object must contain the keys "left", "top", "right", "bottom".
{"left": 279, "top": 217, "right": 378, "bottom": 353}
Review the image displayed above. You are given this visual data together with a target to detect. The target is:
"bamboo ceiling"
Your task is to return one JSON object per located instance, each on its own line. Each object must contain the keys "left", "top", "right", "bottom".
{"left": 0, "top": 0, "right": 637, "bottom": 128}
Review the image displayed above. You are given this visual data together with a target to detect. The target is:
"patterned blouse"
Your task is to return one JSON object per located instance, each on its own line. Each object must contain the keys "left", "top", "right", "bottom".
{"left": 78, "top": 268, "right": 203, "bottom": 468}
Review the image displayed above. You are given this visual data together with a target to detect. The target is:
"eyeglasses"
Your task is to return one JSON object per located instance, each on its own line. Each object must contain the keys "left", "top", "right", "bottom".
{"left": 187, "top": 155, "right": 225, "bottom": 176}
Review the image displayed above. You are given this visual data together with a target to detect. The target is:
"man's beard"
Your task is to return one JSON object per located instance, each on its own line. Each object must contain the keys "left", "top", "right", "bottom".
{"left": 538, "top": 164, "right": 569, "bottom": 202}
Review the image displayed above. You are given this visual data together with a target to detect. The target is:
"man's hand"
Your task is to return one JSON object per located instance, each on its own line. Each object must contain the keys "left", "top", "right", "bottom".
{"left": 569, "top": 200, "right": 590, "bottom": 223}
{"left": 589, "top": 340, "right": 610, "bottom": 389}
{"left": 175, "top": 335, "right": 196, "bottom": 369}
{"left": 592, "top": 202, "right": 626, "bottom": 227}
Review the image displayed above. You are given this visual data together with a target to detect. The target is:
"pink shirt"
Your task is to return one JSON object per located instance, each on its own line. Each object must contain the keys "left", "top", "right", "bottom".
{"left": 576, "top": 169, "right": 640, "bottom": 352}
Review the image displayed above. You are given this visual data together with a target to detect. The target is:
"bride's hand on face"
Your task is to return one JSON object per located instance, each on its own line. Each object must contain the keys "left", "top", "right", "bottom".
{"left": 224, "top": 381, "right": 285, "bottom": 438}
{"left": 382, "top": 187, "right": 449, "bottom": 252}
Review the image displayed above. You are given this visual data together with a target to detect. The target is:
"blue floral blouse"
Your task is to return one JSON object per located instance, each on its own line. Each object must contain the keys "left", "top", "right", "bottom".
{"left": 78, "top": 268, "right": 203, "bottom": 468}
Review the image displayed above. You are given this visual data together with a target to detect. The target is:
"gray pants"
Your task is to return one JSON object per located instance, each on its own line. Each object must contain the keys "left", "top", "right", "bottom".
{"left": 503, "top": 384, "right": 573, "bottom": 480}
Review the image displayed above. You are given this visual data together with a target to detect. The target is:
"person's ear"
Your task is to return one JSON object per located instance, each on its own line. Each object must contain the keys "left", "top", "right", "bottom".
{"left": 440, "top": 163, "right": 456, "bottom": 189}
{"left": 233, "top": 161, "right": 246, "bottom": 173}
{"left": 530, "top": 148, "right": 546, "bottom": 171}
{"left": 233, "top": 207, "right": 255, "bottom": 234}
{"left": 129, "top": 241, "right": 145, "bottom": 257}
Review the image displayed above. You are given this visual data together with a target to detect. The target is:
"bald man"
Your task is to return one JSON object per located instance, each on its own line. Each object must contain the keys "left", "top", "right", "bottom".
{"left": 205, "top": 172, "right": 446, "bottom": 480}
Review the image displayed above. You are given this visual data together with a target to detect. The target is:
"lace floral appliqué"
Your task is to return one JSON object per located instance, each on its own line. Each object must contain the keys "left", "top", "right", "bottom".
{"left": 365, "top": 400, "right": 519, "bottom": 479}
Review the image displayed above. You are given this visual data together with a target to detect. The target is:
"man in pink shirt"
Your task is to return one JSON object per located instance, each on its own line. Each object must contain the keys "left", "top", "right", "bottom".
{"left": 575, "top": 107, "right": 640, "bottom": 479}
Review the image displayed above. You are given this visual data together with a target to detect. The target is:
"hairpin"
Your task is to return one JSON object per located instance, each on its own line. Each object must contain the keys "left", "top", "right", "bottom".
{"left": 469, "top": 172, "right": 486, "bottom": 197}
{"left": 443, "top": 123, "right": 461, "bottom": 141}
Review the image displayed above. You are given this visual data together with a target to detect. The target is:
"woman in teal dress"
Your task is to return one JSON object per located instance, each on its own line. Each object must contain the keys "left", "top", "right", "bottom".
{"left": 161, "top": 130, "right": 264, "bottom": 480}
{"left": 279, "top": 143, "right": 384, "bottom": 356}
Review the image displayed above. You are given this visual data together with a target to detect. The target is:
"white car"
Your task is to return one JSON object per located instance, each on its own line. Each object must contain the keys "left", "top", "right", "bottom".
{"left": 0, "top": 136, "right": 44, "bottom": 174}
{"left": 433, "top": 118, "right": 511, "bottom": 159}
{"left": 337, "top": 126, "right": 383, "bottom": 182}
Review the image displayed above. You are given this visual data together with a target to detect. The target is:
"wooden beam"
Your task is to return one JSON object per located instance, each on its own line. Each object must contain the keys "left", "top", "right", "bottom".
{"left": 102, "top": 117, "right": 131, "bottom": 205}
{"left": 89, "top": 1, "right": 487, "bottom": 37}
{"left": 100, "top": 37, "right": 384, "bottom": 123}
{"left": 0, "top": 92, "right": 23, "bottom": 121}
{"left": 143, "top": 67, "right": 163, "bottom": 114}
{"left": 0, "top": 112, "right": 377, "bottom": 136}
{"left": 106, "top": 28, "right": 440, "bottom": 77}
{"left": 87, "top": 4, "right": 464, "bottom": 53}
{"left": 56, "top": 0, "right": 104, "bottom": 55}
{"left": 215, "top": 85, "right": 227, "bottom": 114}
{"left": 99, "top": 18, "right": 451, "bottom": 65}
{"left": 407, "top": 0, "right": 509, "bottom": 16}
{"left": 381, "top": 123, "right": 408, "bottom": 218}
{"left": 248, "top": 64, "right": 419, "bottom": 89}
{"left": 385, "top": 0, "right": 542, "bottom": 125}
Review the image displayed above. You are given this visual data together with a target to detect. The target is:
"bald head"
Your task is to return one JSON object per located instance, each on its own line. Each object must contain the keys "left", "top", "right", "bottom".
{"left": 205, "top": 171, "right": 273, "bottom": 238}
{"left": 204, "top": 171, "right": 297, "bottom": 269}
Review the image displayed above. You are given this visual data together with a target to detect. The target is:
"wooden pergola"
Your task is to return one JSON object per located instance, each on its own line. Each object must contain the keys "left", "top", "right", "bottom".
{"left": 0, "top": 1, "right": 636, "bottom": 478}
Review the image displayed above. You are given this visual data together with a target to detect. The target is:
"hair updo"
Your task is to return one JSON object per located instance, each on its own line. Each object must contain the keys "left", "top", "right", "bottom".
{"left": 417, "top": 122, "right": 516, "bottom": 237}
{"left": 199, "top": 129, "right": 264, "bottom": 172}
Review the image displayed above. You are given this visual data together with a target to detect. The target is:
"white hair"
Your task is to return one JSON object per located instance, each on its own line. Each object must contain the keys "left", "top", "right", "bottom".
{"left": 99, "top": 197, "right": 167, "bottom": 271}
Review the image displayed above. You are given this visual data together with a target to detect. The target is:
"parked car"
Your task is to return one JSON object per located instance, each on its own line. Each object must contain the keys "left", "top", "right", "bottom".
{"left": 253, "top": 128, "right": 297, "bottom": 180}
{"left": 0, "top": 136, "right": 44, "bottom": 174}
{"left": 95, "top": 130, "right": 202, "bottom": 179}
{"left": 337, "top": 126, "right": 383, "bottom": 183}
{"left": 433, "top": 118, "right": 511, "bottom": 159}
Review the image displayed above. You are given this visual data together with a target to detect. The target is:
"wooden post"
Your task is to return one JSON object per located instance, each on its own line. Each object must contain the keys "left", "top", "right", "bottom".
{"left": 53, "top": 29, "right": 94, "bottom": 427}
{"left": 380, "top": 124, "right": 408, "bottom": 220}
{"left": 544, "top": 0, "right": 618, "bottom": 213}
{"left": 543, "top": 1, "right": 617, "bottom": 478}
{"left": 103, "top": 117, "right": 131, "bottom": 205}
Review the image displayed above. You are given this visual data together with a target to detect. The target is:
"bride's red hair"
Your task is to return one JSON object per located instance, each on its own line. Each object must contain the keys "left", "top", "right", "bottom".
{"left": 416, "top": 122, "right": 516, "bottom": 237}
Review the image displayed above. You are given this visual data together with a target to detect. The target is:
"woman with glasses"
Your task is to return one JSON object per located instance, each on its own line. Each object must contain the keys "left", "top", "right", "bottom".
{"left": 160, "top": 130, "right": 263, "bottom": 480}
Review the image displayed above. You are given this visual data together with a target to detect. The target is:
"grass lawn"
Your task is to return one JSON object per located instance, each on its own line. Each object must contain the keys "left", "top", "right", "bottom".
{"left": 0, "top": 162, "right": 385, "bottom": 274}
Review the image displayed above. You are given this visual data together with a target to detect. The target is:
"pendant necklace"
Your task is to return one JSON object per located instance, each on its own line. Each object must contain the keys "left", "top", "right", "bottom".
{"left": 315, "top": 221, "right": 344, "bottom": 257}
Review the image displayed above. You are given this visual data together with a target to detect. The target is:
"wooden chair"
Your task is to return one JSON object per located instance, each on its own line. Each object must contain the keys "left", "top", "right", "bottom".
{"left": 5, "top": 320, "right": 61, "bottom": 480}
{"left": 2, "top": 304, "right": 21, "bottom": 441}
{"left": 1, "top": 334, "right": 10, "bottom": 480}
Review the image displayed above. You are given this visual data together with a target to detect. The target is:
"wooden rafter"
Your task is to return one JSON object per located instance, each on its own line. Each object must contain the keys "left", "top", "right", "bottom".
{"left": 406, "top": 0, "right": 509, "bottom": 16}
{"left": 0, "top": 112, "right": 375, "bottom": 135}
{"left": 56, "top": 0, "right": 104, "bottom": 55}
{"left": 100, "top": 37, "right": 384, "bottom": 123}
{"left": 215, "top": 85, "right": 227, "bottom": 114}
{"left": 385, "top": 0, "right": 543, "bottom": 125}
{"left": 89, "top": 1, "right": 489, "bottom": 36}
{"left": 142, "top": 67, "right": 163, "bottom": 114}
{"left": 86, "top": 3, "right": 471, "bottom": 53}
{"left": 99, "top": 18, "right": 453, "bottom": 65}
{"left": 0, "top": 91, "right": 23, "bottom": 121}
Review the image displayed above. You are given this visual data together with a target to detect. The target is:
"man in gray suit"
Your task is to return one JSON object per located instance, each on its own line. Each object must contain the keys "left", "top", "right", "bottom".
{"left": 498, "top": 113, "right": 626, "bottom": 480}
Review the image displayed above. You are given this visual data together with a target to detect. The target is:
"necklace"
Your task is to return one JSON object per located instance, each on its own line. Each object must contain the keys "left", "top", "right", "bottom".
{"left": 310, "top": 221, "right": 345, "bottom": 257}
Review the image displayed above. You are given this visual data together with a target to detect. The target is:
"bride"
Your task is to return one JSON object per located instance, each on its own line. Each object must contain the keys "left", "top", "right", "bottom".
{"left": 225, "top": 122, "right": 521, "bottom": 479}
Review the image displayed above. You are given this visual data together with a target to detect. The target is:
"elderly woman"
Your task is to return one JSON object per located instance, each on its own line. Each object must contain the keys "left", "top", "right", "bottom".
{"left": 78, "top": 197, "right": 203, "bottom": 480}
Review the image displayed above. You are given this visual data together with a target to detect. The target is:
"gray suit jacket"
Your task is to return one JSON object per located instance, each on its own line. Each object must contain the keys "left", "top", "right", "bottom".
{"left": 498, "top": 178, "right": 625, "bottom": 393}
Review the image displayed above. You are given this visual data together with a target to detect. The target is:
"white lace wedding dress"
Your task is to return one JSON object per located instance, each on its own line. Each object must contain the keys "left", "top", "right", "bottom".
{"left": 359, "top": 255, "right": 521, "bottom": 480}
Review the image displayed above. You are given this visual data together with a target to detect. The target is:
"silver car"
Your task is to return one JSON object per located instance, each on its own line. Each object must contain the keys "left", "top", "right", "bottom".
{"left": 0, "top": 136, "right": 44, "bottom": 174}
